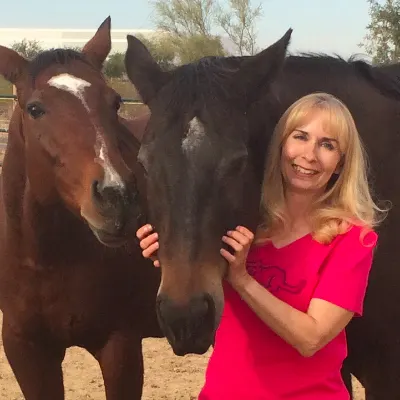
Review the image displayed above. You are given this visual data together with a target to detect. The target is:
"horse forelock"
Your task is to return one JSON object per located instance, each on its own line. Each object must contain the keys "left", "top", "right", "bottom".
{"left": 29, "top": 49, "right": 94, "bottom": 82}
{"left": 163, "top": 56, "right": 244, "bottom": 114}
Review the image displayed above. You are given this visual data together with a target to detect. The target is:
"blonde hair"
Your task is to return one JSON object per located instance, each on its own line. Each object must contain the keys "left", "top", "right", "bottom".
{"left": 258, "top": 92, "right": 388, "bottom": 244}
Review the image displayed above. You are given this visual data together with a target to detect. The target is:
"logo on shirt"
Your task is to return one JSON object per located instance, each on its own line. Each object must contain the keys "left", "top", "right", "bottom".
{"left": 247, "top": 262, "right": 306, "bottom": 294}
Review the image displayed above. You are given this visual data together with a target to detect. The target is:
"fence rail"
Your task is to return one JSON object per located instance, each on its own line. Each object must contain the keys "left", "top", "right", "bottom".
{"left": 0, "top": 94, "right": 144, "bottom": 133}
{"left": 0, "top": 94, "right": 143, "bottom": 103}
{"left": 0, "top": 94, "right": 145, "bottom": 168}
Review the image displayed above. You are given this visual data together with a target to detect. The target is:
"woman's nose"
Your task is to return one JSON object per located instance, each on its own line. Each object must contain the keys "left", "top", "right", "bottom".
{"left": 302, "top": 142, "right": 317, "bottom": 161}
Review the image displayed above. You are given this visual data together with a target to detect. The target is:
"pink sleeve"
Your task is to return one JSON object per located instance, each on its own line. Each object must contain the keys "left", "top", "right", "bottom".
{"left": 312, "top": 227, "right": 378, "bottom": 316}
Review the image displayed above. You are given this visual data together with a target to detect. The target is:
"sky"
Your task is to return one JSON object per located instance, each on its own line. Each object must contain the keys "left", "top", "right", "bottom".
{"left": 1, "top": 0, "right": 373, "bottom": 59}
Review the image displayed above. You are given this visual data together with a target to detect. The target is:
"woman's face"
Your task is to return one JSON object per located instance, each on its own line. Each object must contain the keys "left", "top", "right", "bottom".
{"left": 281, "top": 112, "right": 342, "bottom": 196}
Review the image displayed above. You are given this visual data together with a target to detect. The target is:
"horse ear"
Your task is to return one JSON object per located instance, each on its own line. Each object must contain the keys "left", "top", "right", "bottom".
{"left": 124, "top": 35, "right": 170, "bottom": 105}
{"left": 0, "top": 45, "right": 29, "bottom": 86}
{"left": 235, "top": 28, "right": 292, "bottom": 106}
{"left": 82, "top": 16, "right": 112, "bottom": 68}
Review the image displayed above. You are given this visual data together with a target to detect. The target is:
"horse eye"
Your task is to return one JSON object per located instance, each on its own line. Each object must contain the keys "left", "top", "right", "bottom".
{"left": 27, "top": 103, "right": 45, "bottom": 119}
{"left": 219, "top": 150, "right": 248, "bottom": 178}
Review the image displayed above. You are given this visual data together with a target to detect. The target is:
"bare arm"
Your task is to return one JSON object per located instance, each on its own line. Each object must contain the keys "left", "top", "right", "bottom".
{"left": 234, "top": 276, "right": 353, "bottom": 357}
{"left": 221, "top": 226, "right": 354, "bottom": 357}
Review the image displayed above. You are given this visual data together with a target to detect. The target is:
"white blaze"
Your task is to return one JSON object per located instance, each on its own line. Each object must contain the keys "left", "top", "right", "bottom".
{"left": 95, "top": 134, "right": 125, "bottom": 189}
{"left": 47, "top": 73, "right": 91, "bottom": 111}
{"left": 182, "top": 117, "right": 206, "bottom": 154}
{"left": 47, "top": 73, "right": 124, "bottom": 188}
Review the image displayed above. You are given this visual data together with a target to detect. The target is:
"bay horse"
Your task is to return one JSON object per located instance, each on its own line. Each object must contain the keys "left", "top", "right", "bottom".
{"left": 0, "top": 17, "right": 160, "bottom": 400}
{"left": 124, "top": 32, "right": 400, "bottom": 398}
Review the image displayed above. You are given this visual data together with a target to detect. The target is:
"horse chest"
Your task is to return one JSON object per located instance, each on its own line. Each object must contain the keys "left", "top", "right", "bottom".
{"left": 2, "top": 254, "right": 149, "bottom": 344}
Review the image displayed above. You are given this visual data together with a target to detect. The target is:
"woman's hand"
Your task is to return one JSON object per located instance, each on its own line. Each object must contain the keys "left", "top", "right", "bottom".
{"left": 136, "top": 224, "right": 160, "bottom": 267}
{"left": 220, "top": 226, "right": 255, "bottom": 290}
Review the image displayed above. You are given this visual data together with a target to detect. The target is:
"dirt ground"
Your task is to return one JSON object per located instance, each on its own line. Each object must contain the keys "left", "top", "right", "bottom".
{"left": 0, "top": 314, "right": 365, "bottom": 400}
{"left": 0, "top": 312, "right": 211, "bottom": 400}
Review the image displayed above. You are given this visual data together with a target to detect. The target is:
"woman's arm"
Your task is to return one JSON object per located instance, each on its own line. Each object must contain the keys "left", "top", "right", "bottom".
{"left": 222, "top": 226, "right": 357, "bottom": 357}
{"left": 234, "top": 275, "right": 353, "bottom": 357}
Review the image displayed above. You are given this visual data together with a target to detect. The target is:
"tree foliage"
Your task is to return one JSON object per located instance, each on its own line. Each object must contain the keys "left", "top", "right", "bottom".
{"left": 151, "top": 0, "right": 262, "bottom": 61}
{"left": 361, "top": 0, "right": 400, "bottom": 64}
{"left": 216, "top": 0, "right": 262, "bottom": 55}
{"left": 103, "top": 52, "right": 126, "bottom": 78}
{"left": 135, "top": 34, "right": 177, "bottom": 70}
{"left": 11, "top": 39, "right": 43, "bottom": 60}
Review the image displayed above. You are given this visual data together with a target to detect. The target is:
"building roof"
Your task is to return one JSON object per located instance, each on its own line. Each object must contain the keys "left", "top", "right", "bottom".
{"left": 0, "top": 28, "right": 161, "bottom": 54}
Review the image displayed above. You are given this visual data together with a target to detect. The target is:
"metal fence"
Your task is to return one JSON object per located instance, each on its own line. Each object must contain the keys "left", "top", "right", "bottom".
{"left": 0, "top": 94, "right": 144, "bottom": 133}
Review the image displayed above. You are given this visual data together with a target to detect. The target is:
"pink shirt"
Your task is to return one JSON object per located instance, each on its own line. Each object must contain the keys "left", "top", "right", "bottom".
{"left": 198, "top": 225, "right": 377, "bottom": 400}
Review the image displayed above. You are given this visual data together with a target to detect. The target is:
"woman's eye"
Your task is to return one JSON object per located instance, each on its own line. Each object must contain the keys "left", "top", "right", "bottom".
{"left": 322, "top": 141, "right": 335, "bottom": 150}
{"left": 293, "top": 134, "right": 306, "bottom": 141}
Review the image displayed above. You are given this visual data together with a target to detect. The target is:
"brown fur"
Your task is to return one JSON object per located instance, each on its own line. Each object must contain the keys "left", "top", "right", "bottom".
{"left": 0, "top": 17, "right": 160, "bottom": 400}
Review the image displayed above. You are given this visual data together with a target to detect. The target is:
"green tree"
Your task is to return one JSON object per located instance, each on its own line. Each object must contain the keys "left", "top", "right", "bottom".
{"left": 135, "top": 34, "right": 177, "bottom": 70}
{"left": 103, "top": 52, "right": 126, "bottom": 78}
{"left": 177, "top": 34, "right": 226, "bottom": 63}
{"left": 154, "top": 0, "right": 215, "bottom": 37}
{"left": 361, "top": 0, "right": 400, "bottom": 64}
{"left": 151, "top": 0, "right": 227, "bottom": 62}
{"left": 11, "top": 39, "right": 43, "bottom": 60}
{"left": 216, "top": 0, "right": 262, "bottom": 55}
{"left": 151, "top": 0, "right": 262, "bottom": 60}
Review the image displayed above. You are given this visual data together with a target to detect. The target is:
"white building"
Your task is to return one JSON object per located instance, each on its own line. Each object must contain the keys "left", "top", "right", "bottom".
{"left": 0, "top": 27, "right": 161, "bottom": 54}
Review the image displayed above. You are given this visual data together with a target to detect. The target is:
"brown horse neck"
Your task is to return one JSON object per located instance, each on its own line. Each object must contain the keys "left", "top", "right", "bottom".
{"left": 23, "top": 192, "right": 102, "bottom": 266}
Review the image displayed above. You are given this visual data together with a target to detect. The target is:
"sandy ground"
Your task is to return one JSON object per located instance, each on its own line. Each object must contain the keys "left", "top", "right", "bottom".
{"left": 0, "top": 312, "right": 211, "bottom": 400}
{"left": 0, "top": 313, "right": 365, "bottom": 400}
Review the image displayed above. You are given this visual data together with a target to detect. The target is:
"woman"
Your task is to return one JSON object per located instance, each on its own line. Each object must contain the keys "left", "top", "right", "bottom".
{"left": 137, "top": 93, "right": 387, "bottom": 399}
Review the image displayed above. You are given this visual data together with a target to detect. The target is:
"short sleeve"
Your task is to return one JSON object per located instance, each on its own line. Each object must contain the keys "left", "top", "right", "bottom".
{"left": 312, "top": 226, "right": 378, "bottom": 316}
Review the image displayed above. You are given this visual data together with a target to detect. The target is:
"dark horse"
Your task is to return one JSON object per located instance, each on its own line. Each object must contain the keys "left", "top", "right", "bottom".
{"left": 0, "top": 17, "right": 161, "bottom": 399}
{"left": 125, "top": 31, "right": 400, "bottom": 398}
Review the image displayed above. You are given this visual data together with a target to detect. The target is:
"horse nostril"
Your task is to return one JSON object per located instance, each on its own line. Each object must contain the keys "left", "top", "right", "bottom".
{"left": 91, "top": 180, "right": 104, "bottom": 203}
{"left": 156, "top": 293, "right": 216, "bottom": 355}
{"left": 202, "top": 293, "right": 215, "bottom": 329}
{"left": 91, "top": 179, "right": 129, "bottom": 214}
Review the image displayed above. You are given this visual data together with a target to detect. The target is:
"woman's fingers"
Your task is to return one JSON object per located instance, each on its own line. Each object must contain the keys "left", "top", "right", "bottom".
{"left": 222, "top": 235, "right": 243, "bottom": 252}
{"left": 236, "top": 226, "right": 255, "bottom": 241}
{"left": 226, "top": 229, "right": 251, "bottom": 246}
{"left": 142, "top": 241, "right": 159, "bottom": 259}
{"left": 136, "top": 224, "right": 153, "bottom": 240}
{"left": 220, "top": 248, "right": 236, "bottom": 263}
{"left": 139, "top": 232, "right": 158, "bottom": 250}
{"left": 136, "top": 224, "right": 161, "bottom": 267}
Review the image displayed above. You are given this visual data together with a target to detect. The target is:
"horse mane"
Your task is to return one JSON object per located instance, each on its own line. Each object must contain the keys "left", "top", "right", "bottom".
{"left": 290, "top": 52, "right": 400, "bottom": 101}
{"left": 29, "top": 48, "right": 93, "bottom": 81}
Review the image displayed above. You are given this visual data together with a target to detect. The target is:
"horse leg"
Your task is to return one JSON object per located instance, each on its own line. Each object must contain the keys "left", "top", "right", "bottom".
{"left": 2, "top": 318, "right": 66, "bottom": 400}
{"left": 92, "top": 330, "right": 144, "bottom": 400}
